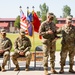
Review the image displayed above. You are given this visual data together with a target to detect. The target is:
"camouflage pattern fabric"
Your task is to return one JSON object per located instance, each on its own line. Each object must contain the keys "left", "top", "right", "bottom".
{"left": 59, "top": 24, "right": 75, "bottom": 66}
{"left": 11, "top": 36, "right": 31, "bottom": 67}
{"left": 39, "top": 21, "right": 57, "bottom": 70}
{"left": 0, "top": 37, "right": 12, "bottom": 66}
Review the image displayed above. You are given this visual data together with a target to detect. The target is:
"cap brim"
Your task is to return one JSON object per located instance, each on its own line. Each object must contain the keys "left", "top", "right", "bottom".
{"left": 67, "top": 20, "right": 72, "bottom": 22}
{"left": 51, "top": 15, "right": 54, "bottom": 17}
{"left": 1, "top": 32, "right": 6, "bottom": 33}
{"left": 20, "top": 33, "right": 25, "bottom": 35}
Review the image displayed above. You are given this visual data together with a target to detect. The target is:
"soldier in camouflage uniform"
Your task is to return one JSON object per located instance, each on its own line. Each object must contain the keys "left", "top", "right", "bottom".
{"left": 57, "top": 16, "right": 75, "bottom": 73}
{"left": 0, "top": 29, "right": 12, "bottom": 72}
{"left": 39, "top": 12, "right": 58, "bottom": 75}
{"left": 11, "top": 29, "right": 31, "bottom": 71}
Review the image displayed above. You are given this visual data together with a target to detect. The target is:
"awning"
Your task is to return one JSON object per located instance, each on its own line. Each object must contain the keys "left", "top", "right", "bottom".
{"left": 0, "top": 23, "right": 8, "bottom": 27}
{"left": 56, "top": 24, "right": 64, "bottom": 28}
{"left": 73, "top": 24, "right": 75, "bottom": 26}
{"left": 56, "top": 24, "right": 75, "bottom": 28}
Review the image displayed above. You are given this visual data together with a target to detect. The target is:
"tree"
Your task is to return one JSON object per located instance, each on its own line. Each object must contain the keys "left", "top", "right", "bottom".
{"left": 36, "top": 3, "right": 58, "bottom": 24}
{"left": 62, "top": 5, "right": 71, "bottom": 18}
{"left": 37, "top": 3, "right": 49, "bottom": 22}
{"left": 53, "top": 15, "right": 58, "bottom": 24}
{"left": 14, "top": 15, "right": 20, "bottom": 29}
{"left": 37, "top": 11, "right": 41, "bottom": 18}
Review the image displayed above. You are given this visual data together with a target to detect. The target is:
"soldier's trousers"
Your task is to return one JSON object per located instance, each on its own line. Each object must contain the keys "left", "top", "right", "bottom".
{"left": 11, "top": 51, "right": 31, "bottom": 67}
{"left": 60, "top": 44, "right": 75, "bottom": 66}
{"left": 43, "top": 42, "right": 56, "bottom": 70}
{"left": 2, "top": 51, "right": 10, "bottom": 67}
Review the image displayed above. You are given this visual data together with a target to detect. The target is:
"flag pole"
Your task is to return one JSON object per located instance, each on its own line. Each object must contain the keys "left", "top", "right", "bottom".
{"left": 19, "top": 6, "right": 22, "bottom": 30}
{"left": 19, "top": 6, "right": 22, "bottom": 13}
{"left": 32, "top": 6, "right": 35, "bottom": 52}
{"left": 27, "top": 6, "right": 29, "bottom": 16}
{"left": 19, "top": 6, "right": 22, "bottom": 9}
{"left": 26, "top": 6, "right": 35, "bottom": 52}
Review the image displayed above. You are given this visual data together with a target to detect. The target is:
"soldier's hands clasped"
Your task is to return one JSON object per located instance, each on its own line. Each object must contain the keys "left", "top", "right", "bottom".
{"left": 0, "top": 50, "right": 4, "bottom": 53}
{"left": 46, "top": 30, "right": 53, "bottom": 34}
{"left": 19, "top": 51, "right": 25, "bottom": 56}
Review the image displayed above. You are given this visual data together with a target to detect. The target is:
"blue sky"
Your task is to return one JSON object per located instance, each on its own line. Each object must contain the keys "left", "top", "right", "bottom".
{"left": 0, "top": 0, "right": 75, "bottom": 18}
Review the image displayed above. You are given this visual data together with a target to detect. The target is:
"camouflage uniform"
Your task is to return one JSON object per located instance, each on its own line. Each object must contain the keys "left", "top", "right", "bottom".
{"left": 57, "top": 16, "right": 75, "bottom": 73}
{"left": 60, "top": 25, "right": 75, "bottom": 65}
{"left": 11, "top": 29, "right": 31, "bottom": 71}
{"left": 0, "top": 29, "right": 12, "bottom": 71}
{"left": 39, "top": 20, "right": 57, "bottom": 72}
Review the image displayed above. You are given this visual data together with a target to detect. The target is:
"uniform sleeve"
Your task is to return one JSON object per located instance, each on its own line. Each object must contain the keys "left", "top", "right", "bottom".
{"left": 4, "top": 39, "right": 12, "bottom": 51}
{"left": 39, "top": 22, "right": 48, "bottom": 37}
{"left": 52, "top": 23, "right": 62, "bottom": 38}
{"left": 23, "top": 38, "right": 31, "bottom": 52}
{"left": 56, "top": 27, "right": 62, "bottom": 33}
{"left": 14, "top": 38, "right": 19, "bottom": 53}
{"left": 74, "top": 26, "right": 75, "bottom": 44}
{"left": 52, "top": 23, "right": 57, "bottom": 36}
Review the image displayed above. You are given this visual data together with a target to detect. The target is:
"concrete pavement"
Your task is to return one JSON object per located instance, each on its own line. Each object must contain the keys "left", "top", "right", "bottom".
{"left": 0, "top": 52, "right": 75, "bottom": 75}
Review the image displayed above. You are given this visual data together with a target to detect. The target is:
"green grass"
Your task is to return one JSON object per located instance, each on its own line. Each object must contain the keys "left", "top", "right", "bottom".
{"left": 7, "top": 33, "right": 61, "bottom": 52}
{"left": 56, "top": 38, "right": 61, "bottom": 51}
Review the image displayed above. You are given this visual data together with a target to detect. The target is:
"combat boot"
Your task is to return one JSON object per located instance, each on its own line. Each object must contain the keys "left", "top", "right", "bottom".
{"left": 1, "top": 64, "right": 6, "bottom": 72}
{"left": 50, "top": 69, "right": 58, "bottom": 74}
{"left": 25, "top": 55, "right": 31, "bottom": 71}
{"left": 59, "top": 65, "right": 64, "bottom": 74}
{"left": 25, "top": 64, "right": 29, "bottom": 71}
{"left": 44, "top": 69, "right": 48, "bottom": 75}
{"left": 50, "top": 67, "right": 58, "bottom": 74}
{"left": 14, "top": 65, "right": 20, "bottom": 71}
{"left": 69, "top": 65, "right": 75, "bottom": 73}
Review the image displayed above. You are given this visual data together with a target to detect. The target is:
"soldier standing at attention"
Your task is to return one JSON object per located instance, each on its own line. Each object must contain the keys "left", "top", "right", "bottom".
{"left": 39, "top": 12, "right": 58, "bottom": 75}
{"left": 11, "top": 29, "right": 31, "bottom": 71}
{"left": 57, "top": 16, "right": 75, "bottom": 73}
{"left": 0, "top": 29, "right": 12, "bottom": 72}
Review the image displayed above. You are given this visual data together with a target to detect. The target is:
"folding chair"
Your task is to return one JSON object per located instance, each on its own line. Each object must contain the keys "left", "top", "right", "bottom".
{"left": 34, "top": 45, "right": 43, "bottom": 70}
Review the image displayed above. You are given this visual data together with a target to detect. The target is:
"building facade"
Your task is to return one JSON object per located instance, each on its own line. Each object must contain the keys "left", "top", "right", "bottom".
{"left": 56, "top": 18, "right": 75, "bottom": 28}
{"left": 0, "top": 18, "right": 16, "bottom": 32}
{"left": 0, "top": 17, "right": 75, "bottom": 32}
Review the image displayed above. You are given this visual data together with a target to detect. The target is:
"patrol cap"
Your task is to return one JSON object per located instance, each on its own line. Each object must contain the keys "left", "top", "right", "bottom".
{"left": 67, "top": 16, "right": 72, "bottom": 20}
{"left": 47, "top": 12, "right": 54, "bottom": 18}
{"left": 0, "top": 29, "right": 6, "bottom": 33}
{"left": 66, "top": 16, "right": 72, "bottom": 22}
{"left": 19, "top": 29, "right": 25, "bottom": 35}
